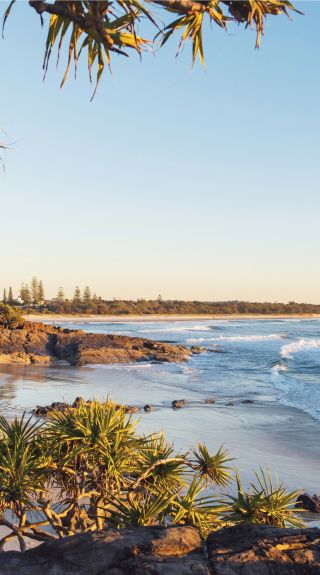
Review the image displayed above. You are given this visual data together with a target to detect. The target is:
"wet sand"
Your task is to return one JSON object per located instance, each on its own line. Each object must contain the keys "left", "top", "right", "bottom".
{"left": 25, "top": 313, "right": 320, "bottom": 324}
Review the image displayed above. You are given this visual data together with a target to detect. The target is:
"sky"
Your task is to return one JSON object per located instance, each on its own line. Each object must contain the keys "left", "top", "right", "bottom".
{"left": 0, "top": 1, "right": 319, "bottom": 302}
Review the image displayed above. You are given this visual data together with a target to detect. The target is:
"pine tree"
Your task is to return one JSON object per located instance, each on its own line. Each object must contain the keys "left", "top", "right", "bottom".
{"left": 83, "top": 286, "right": 91, "bottom": 304}
{"left": 38, "top": 280, "right": 45, "bottom": 303}
{"left": 73, "top": 286, "right": 81, "bottom": 304}
{"left": 56, "top": 287, "right": 65, "bottom": 303}
{"left": 31, "top": 276, "right": 39, "bottom": 304}
{"left": 3, "top": 288, "right": 7, "bottom": 304}
{"left": 21, "top": 284, "right": 32, "bottom": 305}
{"left": 8, "top": 287, "right": 13, "bottom": 303}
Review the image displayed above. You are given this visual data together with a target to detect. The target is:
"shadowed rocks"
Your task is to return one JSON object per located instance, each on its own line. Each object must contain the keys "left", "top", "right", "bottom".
{"left": 0, "top": 525, "right": 319, "bottom": 574}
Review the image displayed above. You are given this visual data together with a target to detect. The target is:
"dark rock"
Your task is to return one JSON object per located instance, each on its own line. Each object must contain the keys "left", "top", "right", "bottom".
{"left": 204, "top": 398, "right": 215, "bottom": 404}
{"left": 242, "top": 399, "right": 254, "bottom": 404}
{"left": 72, "top": 397, "right": 85, "bottom": 408}
{"left": 33, "top": 401, "right": 70, "bottom": 417}
{"left": 125, "top": 406, "right": 140, "bottom": 414}
{"left": 207, "top": 524, "right": 320, "bottom": 574}
{"left": 190, "top": 346, "right": 206, "bottom": 354}
{"left": 144, "top": 404, "right": 153, "bottom": 412}
{"left": 172, "top": 399, "right": 187, "bottom": 409}
{"left": 0, "top": 526, "right": 209, "bottom": 575}
{"left": 1, "top": 525, "right": 320, "bottom": 575}
{"left": 296, "top": 493, "right": 320, "bottom": 513}
{"left": 0, "top": 322, "right": 192, "bottom": 366}
{"left": 226, "top": 401, "right": 235, "bottom": 406}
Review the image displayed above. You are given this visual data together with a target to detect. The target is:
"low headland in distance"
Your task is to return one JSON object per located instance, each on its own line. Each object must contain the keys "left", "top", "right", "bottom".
{"left": 3, "top": 279, "right": 320, "bottom": 318}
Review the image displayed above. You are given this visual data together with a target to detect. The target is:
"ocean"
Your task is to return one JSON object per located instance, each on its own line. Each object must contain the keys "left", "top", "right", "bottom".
{"left": 0, "top": 318, "right": 319, "bottom": 492}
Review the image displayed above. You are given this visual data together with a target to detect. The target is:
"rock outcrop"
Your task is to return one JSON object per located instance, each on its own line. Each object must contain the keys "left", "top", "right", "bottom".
{"left": 0, "top": 322, "right": 193, "bottom": 366}
{"left": 297, "top": 493, "right": 320, "bottom": 513}
{"left": 0, "top": 525, "right": 319, "bottom": 575}
{"left": 207, "top": 524, "right": 320, "bottom": 574}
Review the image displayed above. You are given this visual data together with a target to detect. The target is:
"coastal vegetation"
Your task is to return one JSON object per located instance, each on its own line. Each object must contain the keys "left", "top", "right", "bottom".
{"left": 3, "top": 1, "right": 300, "bottom": 96}
{"left": 2, "top": 285, "right": 320, "bottom": 316}
{"left": 0, "top": 400, "right": 303, "bottom": 551}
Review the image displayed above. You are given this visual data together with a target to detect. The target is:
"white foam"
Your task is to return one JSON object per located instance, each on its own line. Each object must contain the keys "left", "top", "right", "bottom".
{"left": 140, "top": 325, "right": 211, "bottom": 334}
{"left": 281, "top": 338, "right": 320, "bottom": 359}
{"left": 187, "top": 334, "right": 285, "bottom": 344}
{"left": 271, "top": 363, "right": 288, "bottom": 374}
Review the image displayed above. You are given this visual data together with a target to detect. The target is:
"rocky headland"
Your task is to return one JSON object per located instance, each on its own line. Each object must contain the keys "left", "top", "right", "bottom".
{"left": 0, "top": 321, "right": 198, "bottom": 366}
{"left": 0, "top": 524, "right": 319, "bottom": 574}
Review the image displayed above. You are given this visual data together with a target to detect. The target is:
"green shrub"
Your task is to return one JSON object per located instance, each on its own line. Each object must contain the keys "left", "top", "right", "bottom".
{"left": 0, "top": 304, "right": 24, "bottom": 329}
{"left": 0, "top": 400, "right": 303, "bottom": 551}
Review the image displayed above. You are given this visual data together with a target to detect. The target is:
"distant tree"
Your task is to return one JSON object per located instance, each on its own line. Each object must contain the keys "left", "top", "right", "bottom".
{"left": 3, "top": 288, "right": 7, "bottom": 304}
{"left": 38, "top": 280, "right": 45, "bottom": 303}
{"left": 83, "top": 286, "right": 92, "bottom": 304}
{"left": 31, "top": 276, "right": 40, "bottom": 305}
{"left": 56, "top": 287, "right": 65, "bottom": 303}
{"left": 92, "top": 292, "right": 98, "bottom": 304}
{"left": 73, "top": 286, "right": 82, "bottom": 305}
{"left": 20, "top": 283, "right": 32, "bottom": 306}
{"left": 8, "top": 286, "right": 13, "bottom": 304}
{"left": 157, "top": 294, "right": 163, "bottom": 303}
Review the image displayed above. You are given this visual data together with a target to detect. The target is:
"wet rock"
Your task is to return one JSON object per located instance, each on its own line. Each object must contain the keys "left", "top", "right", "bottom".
{"left": 296, "top": 493, "right": 320, "bottom": 513}
{"left": 226, "top": 401, "right": 235, "bottom": 406}
{"left": 72, "top": 397, "right": 85, "bottom": 408}
{"left": 144, "top": 404, "right": 153, "bottom": 412}
{"left": 172, "top": 399, "right": 187, "bottom": 409}
{"left": 125, "top": 406, "right": 140, "bottom": 414}
{"left": 242, "top": 399, "right": 254, "bottom": 404}
{"left": 190, "top": 346, "right": 206, "bottom": 354}
{"left": 204, "top": 398, "right": 215, "bottom": 404}
{"left": 33, "top": 401, "right": 71, "bottom": 417}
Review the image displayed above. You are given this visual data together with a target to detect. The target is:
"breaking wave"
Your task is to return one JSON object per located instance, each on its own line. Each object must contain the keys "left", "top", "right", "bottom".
{"left": 187, "top": 334, "right": 286, "bottom": 344}
{"left": 281, "top": 338, "right": 320, "bottom": 359}
{"left": 271, "top": 363, "right": 288, "bottom": 374}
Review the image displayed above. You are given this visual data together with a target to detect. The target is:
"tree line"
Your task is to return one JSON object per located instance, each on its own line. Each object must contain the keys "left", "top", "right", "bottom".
{"left": 2, "top": 280, "right": 320, "bottom": 315}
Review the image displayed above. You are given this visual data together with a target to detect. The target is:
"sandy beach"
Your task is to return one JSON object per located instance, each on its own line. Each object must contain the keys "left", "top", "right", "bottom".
{"left": 25, "top": 313, "right": 320, "bottom": 323}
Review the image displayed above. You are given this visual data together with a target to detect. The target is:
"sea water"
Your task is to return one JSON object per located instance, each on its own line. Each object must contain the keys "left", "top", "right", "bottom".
{"left": 0, "top": 318, "right": 319, "bottom": 491}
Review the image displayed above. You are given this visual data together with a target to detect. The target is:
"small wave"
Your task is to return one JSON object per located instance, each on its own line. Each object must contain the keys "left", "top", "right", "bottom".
{"left": 281, "top": 338, "right": 320, "bottom": 359}
{"left": 187, "top": 334, "right": 286, "bottom": 344}
{"left": 85, "top": 363, "right": 153, "bottom": 370}
{"left": 140, "top": 325, "right": 211, "bottom": 334}
{"left": 271, "top": 363, "right": 288, "bottom": 374}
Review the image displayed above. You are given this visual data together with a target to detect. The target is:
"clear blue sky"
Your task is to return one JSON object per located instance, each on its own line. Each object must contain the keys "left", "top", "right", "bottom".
{"left": 1, "top": 1, "right": 319, "bottom": 302}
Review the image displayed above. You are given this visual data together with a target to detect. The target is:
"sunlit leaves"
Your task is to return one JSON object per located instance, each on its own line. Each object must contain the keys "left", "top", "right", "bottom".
{"left": 192, "top": 444, "right": 233, "bottom": 488}
{"left": 2, "top": 1, "right": 300, "bottom": 95}
{"left": 0, "top": 402, "right": 304, "bottom": 550}
{"left": 223, "top": 467, "right": 304, "bottom": 528}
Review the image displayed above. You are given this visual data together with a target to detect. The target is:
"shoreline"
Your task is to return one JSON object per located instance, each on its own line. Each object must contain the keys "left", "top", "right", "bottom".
{"left": 25, "top": 313, "right": 320, "bottom": 323}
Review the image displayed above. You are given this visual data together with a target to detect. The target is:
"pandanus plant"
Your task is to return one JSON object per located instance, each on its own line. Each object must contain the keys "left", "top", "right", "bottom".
{"left": 0, "top": 400, "right": 303, "bottom": 551}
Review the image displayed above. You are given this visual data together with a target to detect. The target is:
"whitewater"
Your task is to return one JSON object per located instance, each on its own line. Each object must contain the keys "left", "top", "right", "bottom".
{"left": 0, "top": 317, "right": 320, "bottom": 492}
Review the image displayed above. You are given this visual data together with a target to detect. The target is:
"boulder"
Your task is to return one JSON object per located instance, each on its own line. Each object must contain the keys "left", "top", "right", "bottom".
{"left": 0, "top": 526, "right": 209, "bottom": 575}
{"left": 296, "top": 493, "right": 320, "bottom": 513}
{"left": 207, "top": 524, "right": 320, "bottom": 574}
{"left": 1, "top": 525, "right": 320, "bottom": 575}
{"left": 172, "top": 399, "right": 187, "bottom": 409}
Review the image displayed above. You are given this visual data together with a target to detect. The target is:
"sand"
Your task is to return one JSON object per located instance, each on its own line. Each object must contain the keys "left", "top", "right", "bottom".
{"left": 25, "top": 313, "right": 320, "bottom": 323}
